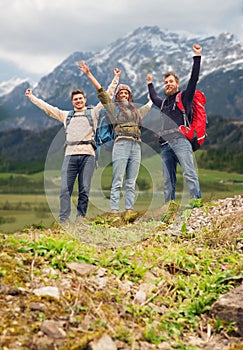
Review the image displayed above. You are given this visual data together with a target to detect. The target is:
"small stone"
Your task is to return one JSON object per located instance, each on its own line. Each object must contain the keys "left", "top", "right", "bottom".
{"left": 119, "top": 281, "right": 133, "bottom": 294}
{"left": 88, "top": 333, "right": 117, "bottom": 350}
{"left": 133, "top": 289, "right": 147, "bottom": 305}
{"left": 29, "top": 302, "right": 46, "bottom": 312}
{"left": 42, "top": 267, "right": 58, "bottom": 276}
{"left": 66, "top": 262, "right": 97, "bottom": 276}
{"left": 40, "top": 320, "right": 66, "bottom": 339}
{"left": 33, "top": 286, "right": 60, "bottom": 299}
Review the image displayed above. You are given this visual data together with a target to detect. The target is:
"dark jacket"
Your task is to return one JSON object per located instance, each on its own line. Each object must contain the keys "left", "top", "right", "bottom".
{"left": 148, "top": 56, "right": 201, "bottom": 144}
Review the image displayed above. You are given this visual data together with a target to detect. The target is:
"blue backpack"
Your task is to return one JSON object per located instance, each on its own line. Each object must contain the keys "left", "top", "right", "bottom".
{"left": 65, "top": 106, "right": 115, "bottom": 160}
{"left": 95, "top": 108, "right": 115, "bottom": 152}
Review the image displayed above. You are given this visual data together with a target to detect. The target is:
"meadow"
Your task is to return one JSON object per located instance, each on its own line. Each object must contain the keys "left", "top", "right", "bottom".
{"left": 0, "top": 152, "right": 243, "bottom": 233}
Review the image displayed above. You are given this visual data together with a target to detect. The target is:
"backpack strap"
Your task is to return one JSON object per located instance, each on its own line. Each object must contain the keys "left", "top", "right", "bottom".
{"left": 115, "top": 132, "right": 140, "bottom": 140}
{"left": 84, "top": 105, "right": 95, "bottom": 135}
{"left": 65, "top": 105, "right": 95, "bottom": 130}
{"left": 64, "top": 106, "right": 96, "bottom": 150}
{"left": 65, "top": 110, "right": 75, "bottom": 129}
{"left": 160, "top": 98, "right": 166, "bottom": 111}
{"left": 175, "top": 91, "right": 190, "bottom": 128}
{"left": 175, "top": 91, "right": 184, "bottom": 113}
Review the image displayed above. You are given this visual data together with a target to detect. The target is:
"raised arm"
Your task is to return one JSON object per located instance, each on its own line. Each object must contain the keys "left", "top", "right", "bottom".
{"left": 182, "top": 44, "right": 202, "bottom": 114}
{"left": 78, "top": 60, "right": 102, "bottom": 90}
{"left": 138, "top": 93, "right": 153, "bottom": 118}
{"left": 78, "top": 60, "right": 117, "bottom": 122}
{"left": 25, "top": 89, "right": 66, "bottom": 123}
{"left": 147, "top": 74, "right": 164, "bottom": 109}
{"left": 107, "top": 68, "right": 121, "bottom": 99}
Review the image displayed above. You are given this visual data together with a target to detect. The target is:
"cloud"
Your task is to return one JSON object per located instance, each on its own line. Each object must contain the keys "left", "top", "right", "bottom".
{"left": 0, "top": 0, "right": 242, "bottom": 80}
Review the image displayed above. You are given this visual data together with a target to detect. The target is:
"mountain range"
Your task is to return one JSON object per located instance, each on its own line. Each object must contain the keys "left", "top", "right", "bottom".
{"left": 0, "top": 26, "right": 242, "bottom": 174}
{"left": 0, "top": 26, "right": 243, "bottom": 132}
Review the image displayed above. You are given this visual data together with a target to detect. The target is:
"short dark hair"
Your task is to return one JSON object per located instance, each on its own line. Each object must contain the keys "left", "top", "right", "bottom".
{"left": 164, "top": 71, "right": 179, "bottom": 84}
{"left": 71, "top": 89, "right": 86, "bottom": 100}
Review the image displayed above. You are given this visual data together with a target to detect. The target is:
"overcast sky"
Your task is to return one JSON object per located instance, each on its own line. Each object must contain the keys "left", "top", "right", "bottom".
{"left": 0, "top": 0, "right": 242, "bottom": 82}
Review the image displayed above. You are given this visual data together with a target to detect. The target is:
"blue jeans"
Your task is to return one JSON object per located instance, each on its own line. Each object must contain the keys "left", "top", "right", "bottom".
{"left": 59, "top": 154, "right": 95, "bottom": 222}
{"left": 111, "top": 139, "right": 141, "bottom": 211}
{"left": 161, "top": 137, "right": 201, "bottom": 202}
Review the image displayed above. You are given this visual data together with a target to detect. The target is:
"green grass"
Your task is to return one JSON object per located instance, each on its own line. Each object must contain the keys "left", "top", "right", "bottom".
{"left": 0, "top": 211, "right": 242, "bottom": 349}
{"left": 0, "top": 172, "right": 45, "bottom": 194}
{"left": 0, "top": 194, "right": 55, "bottom": 233}
{"left": 0, "top": 171, "right": 44, "bottom": 180}
{"left": 198, "top": 168, "right": 243, "bottom": 200}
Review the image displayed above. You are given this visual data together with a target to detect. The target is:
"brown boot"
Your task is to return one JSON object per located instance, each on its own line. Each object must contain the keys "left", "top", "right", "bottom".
{"left": 124, "top": 209, "right": 137, "bottom": 223}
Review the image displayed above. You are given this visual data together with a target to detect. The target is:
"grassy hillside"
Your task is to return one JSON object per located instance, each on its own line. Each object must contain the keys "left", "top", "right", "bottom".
{"left": 0, "top": 195, "right": 242, "bottom": 349}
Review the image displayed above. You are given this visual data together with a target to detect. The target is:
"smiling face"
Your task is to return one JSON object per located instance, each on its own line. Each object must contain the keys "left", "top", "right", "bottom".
{"left": 164, "top": 73, "right": 180, "bottom": 96}
{"left": 117, "top": 89, "right": 130, "bottom": 101}
{"left": 71, "top": 90, "right": 87, "bottom": 110}
{"left": 115, "top": 84, "right": 133, "bottom": 103}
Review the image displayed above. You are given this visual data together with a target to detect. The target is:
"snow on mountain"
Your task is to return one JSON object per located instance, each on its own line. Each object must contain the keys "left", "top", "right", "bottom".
{"left": 0, "top": 77, "right": 29, "bottom": 97}
{"left": 0, "top": 26, "right": 242, "bottom": 131}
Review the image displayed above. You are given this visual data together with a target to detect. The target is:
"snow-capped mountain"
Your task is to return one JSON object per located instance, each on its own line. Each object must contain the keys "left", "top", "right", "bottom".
{"left": 0, "top": 26, "right": 242, "bottom": 131}
{"left": 0, "top": 77, "right": 29, "bottom": 97}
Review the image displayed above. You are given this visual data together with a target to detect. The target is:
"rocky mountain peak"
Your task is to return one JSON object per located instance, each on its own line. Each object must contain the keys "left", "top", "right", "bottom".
{"left": 0, "top": 26, "right": 242, "bottom": 131}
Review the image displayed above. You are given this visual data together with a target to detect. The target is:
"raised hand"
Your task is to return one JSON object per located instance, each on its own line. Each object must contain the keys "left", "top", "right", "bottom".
{"left": 193, "top": 44, "right": 202, "bottom": 56}
{"left": 25, "top": 88, "right": 32, "bottom": 97}
{"left": 114, "top": 68, "right": 121, "bottom": 77}
{"left": 147, "top": 74, "right": 153, "bottom": 84}
{"left": 78, "top": 60, "right": 90, "bottom": 75}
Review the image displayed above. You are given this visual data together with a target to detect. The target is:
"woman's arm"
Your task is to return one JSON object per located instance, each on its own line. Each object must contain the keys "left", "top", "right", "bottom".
{"left": 78, "top": 60, "right": 102, "bottom": 90}
{"left": 78, "top": 61, "right": 116, "bottom": 123}
{"left": 138, "top": 94, "right": 153, "bottom": 118}
{"left": 107, "top": 68, "right": 121, "bottom": 99}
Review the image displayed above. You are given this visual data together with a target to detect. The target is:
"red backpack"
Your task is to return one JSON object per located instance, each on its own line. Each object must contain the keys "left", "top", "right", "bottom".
{"left": 176, "top": 90, "right": 207, "bottom": 151}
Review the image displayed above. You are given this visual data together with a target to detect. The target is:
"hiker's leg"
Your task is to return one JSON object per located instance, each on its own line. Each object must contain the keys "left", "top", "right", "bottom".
{"left": 161, "top": 144, "right": 178, "bottom": 202}
{"left": 110, "top": 140, "right": 129, "bottom": 211}
{"left": 77, "top": 155, "right": 96, "bottom": 217}
{"left": 125, "top": 141, "right": 141, "bottom": 210}
{"left": 171, "top": 138, "right": 201, "bottom": 199}
{"left": 59, "top": 155, "right": 78, "bottom": 222}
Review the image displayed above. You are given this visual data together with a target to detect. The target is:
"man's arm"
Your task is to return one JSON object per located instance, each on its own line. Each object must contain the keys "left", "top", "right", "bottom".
{"left": 183, "top": 44, "right": 202, "bottom": 114}
{"left": 25, "top": 89, "right": 67, "bottom": 123}
{"left": 147, "top": 74, "right": 164, "bottom": 109}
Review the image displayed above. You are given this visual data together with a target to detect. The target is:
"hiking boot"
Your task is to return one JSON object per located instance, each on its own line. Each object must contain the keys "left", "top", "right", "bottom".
{"left": 107, "top": 210, "right": 121, "bottom": 222}
{"left": 60, "top": 218, "right": 72, "bottom": 231}
{"left": 75, "top": 215, "right": 90, "bottom": 228}
{"left": 109, "top": 210, "right": 119, "bottom": 216}
{"left": 124, "top": 209, "right": 137, "bottom": 223}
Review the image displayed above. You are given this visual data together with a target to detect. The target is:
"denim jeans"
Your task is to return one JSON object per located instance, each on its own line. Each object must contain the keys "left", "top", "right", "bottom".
{"left": 110, "top": 139, "right": 141, "bottom": 211}
{"left": 161, "top": 137, "right": 201, "bottom": 202}
{"left": 59, "top": 154, "right": 95, "bottom": 222}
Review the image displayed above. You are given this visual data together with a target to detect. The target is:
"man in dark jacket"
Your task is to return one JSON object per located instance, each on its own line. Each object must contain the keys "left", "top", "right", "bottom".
{"left": 147, "top": 44, "right": 202, "bottom": 203}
